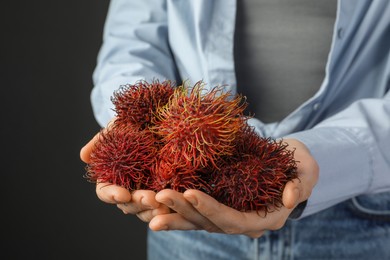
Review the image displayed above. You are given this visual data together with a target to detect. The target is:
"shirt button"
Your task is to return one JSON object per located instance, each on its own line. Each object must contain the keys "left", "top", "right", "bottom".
{"left": 337, "top": 28, "right": 344, "bottom": 39}
{"left": 313, "top": 102, "right": 321, "bottom": 111}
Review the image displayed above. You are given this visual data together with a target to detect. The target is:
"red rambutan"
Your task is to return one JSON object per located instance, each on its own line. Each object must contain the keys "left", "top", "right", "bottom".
{"left": 84, "top": 79, "right": 298, "bottom": 214}
{"left": 85, "top": 124, "right": 159, "bottom": 190}
{"left": 210, "top": 125, "right": 298, "bottom": 212}
{"left": 151, "top": 164, "right": 212, "bottom": 194}
{"left": 111, "top": 79, "right": 176, "bottom": 129}
{"left": 151, "top": 81, "right": 247, "bottom": 170}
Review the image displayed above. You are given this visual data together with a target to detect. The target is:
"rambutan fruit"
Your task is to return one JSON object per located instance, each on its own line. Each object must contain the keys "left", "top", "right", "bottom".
{"left": 210, "top": 125, "right": 298, "bottom": 213}
{"left": 151, "top": 163, "right": 212, "bottom": 194}
{"left": 151, "top": 145, "right": 214, "bottom": 192}
{"left": 84, "top": 124, "right": 159, "bottom": 190}
{"left": 154, "top": 144, "right": 197, "bottom": 179}
{"left": 83, "top": 79, "right": 299, "bottom": 214}
{"left": 111, "top": 79, "right": 176, "bottom": 129}
{"left": 151, "top": 81, "right": 248, "bottom": 170}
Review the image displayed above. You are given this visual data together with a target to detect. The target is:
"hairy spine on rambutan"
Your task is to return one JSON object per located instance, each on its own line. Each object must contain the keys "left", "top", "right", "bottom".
{"left": 111, "top": 79, "right": 176, "bottom": 129}
{"left": 151, "top": 81, "right": 248, "bottom": 172}
{"left": 84, "top": 124, "right": 159, "bottom": 190}
{"left": 210, "top": 124, "right": 298, "bottom": 213}
{"left": 151, "top": 143, "right": 215, "bottom": 190}
{"left": 151, "top": 162, "right": 213, "bottom": 193}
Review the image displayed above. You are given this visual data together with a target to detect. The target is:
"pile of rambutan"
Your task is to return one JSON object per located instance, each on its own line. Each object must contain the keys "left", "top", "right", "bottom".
{"left": 84, "top": 80, "right": 298, "bottom": 213}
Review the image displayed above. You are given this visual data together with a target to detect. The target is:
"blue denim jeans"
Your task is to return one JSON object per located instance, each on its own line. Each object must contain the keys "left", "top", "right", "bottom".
{"left": 147, "top": 192, "right": 390, "bottom": 260}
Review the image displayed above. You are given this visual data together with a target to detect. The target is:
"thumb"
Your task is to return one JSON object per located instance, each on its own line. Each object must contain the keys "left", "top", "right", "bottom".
{"left": 282, "top": 179, "right": 301, "bottom": 209}
{"left": 80, "top": 133, "right": 100, "bottom": 163}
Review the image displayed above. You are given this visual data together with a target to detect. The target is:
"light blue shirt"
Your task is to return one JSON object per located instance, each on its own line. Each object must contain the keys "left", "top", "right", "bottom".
{"left": 91, "top": 0, "right": 390, "bottom": 218}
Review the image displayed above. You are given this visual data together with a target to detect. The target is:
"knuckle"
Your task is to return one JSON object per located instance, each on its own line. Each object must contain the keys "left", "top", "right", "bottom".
{"left": 136, "top": 211, "right": 153, "bottom": 223}
{"left": 117, "top": 203, "right": 137, "bottom": 215}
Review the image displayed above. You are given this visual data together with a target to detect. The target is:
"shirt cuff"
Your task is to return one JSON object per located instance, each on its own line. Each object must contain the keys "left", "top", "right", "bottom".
{"left": 288, "top": 200, "right": 308, "bottom": 219}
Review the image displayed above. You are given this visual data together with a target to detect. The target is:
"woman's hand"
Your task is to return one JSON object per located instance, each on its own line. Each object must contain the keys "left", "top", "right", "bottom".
{"left": 81, "top": 131, "right": 318, "bottom": 238}
{"left": 148, "top": 138, "right": 319, "bottom": 238}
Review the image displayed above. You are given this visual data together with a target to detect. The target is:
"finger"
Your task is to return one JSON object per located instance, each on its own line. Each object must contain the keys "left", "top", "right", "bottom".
{"left": 80, "top": 118, "right": 117, "bottom": 163}
{"left": 117, "top": 190, "right": 162, "bottom": 214}
{"left": 285, "top": 138, "right": 319, "bottom": 201}
{"left": 183, "top": 189, "right": 292, "bottom": 235}
{"left": 135, "top": 206, "right": 172, "bottom": 223}
{"left": 80, "top": 132, "right": 100, "bottom": 163}
{"left": 263, "top": 207, "right": 293, "bottom": 230}
{"left": 132, "top": 190, "right": 161, "bottom": 209}
{"left": 149, "top": 213, "right": 200, "bottom": 231}
{"left": 299, "top": 157, "right": 319, "bottom": 200}
{"left": 282, "top": 179, "right": 301, "bottom": 209}
{"left": 183, "top": 189, "right": 251, "bottom": 234}
{"left": 155, "top": 189, "right": 222, "bottom": 233}
{"left": 96, "top": 182, "right": 131, "bottom": 204}
{"left": 246, "top": 230, "right": 266, "bottom": 239}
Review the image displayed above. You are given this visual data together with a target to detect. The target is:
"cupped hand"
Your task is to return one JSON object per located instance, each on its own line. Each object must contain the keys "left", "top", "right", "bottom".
{"left": 149, "top": 138, "right": 319, "bottom": 238}
{"left": 80, "top": 123, "right": 170, "bottom": 222}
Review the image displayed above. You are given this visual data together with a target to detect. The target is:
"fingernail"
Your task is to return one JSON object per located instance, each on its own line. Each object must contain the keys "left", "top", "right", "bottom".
{"left": 186, "top": 196, "right": 198, "bottom": 207}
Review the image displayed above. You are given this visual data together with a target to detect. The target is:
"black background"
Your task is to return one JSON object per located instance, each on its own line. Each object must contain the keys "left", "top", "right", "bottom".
{"left": 2, "top": 1, "right": 147, "bottom": 259}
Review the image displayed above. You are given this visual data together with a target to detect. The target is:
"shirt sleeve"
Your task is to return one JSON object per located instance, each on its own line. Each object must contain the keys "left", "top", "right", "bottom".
{"left": 91, "top": 0, "right": 179, "bottom": 127}
{"left": 286, "top": 91, "right": 390, "bottom": 218}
